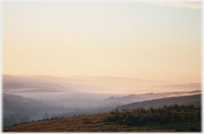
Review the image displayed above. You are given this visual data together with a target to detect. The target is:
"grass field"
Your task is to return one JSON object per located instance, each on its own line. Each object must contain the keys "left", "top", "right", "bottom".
{"left": 3, "top": 105, "right": 201, "bottom": 132}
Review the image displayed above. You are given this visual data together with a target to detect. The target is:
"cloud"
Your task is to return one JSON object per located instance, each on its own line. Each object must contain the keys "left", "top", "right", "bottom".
{"left": 128, "top": 15, "right": 140, "bottom": 28}
{"left": 146, "top": 2, "right": 201, "bottom": 9}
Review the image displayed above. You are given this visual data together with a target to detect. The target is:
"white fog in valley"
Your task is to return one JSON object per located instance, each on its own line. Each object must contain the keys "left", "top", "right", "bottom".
{"left": 3, "top": 74, "right": 201, "bottom": 127}
{"left": 4, "top": 74, "right": 201, "bottom": 100}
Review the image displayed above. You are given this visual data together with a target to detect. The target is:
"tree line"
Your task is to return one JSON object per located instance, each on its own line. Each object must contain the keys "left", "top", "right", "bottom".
{"left": 103, "top": 104, "right": 201, "bottom": 127}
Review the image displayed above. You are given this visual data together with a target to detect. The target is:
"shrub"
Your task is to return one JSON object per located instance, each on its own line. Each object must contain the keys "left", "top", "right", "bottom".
{"left": 138, "top": 116, "right": 145, "bottom": 124}
{"left": 110, "top": 111, "right": 116, "bottom": 115}
{"left": 133, "top": 109, "right": 137, "bottom": 113}
{"left": 188, "top": 125, "right": 198, "bottom": 131}
{"left": 140, "top": 108, "right": 146, "bottom": 113}
{"left": 122, "top": 113, "right": 127, "bottom": 119}
{"left": 150, "top": 107, "right": 154, "bottom": 113}
{"left": 158, "top": 108, "right": 165, "bottom": 114}
{"left": 173, "top": 104, "right": 179, "bottom": 110}
{"left": 165, "top": 110, "right": 171, "bottom": 116}
{"left": 103, "top": 104, "right": 199, "bottom": 127}
{"left": 163, "top": 105, "right": 167, "bottom": 109}
{"left": 188, "top": 104, "right": 194, "bottom": 109}
{"left": 180, "top": 105, "right": 186, "bottom": 110}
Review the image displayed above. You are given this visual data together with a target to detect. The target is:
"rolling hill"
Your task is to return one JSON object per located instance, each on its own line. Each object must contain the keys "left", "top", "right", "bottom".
{"left": 3, "top": 94, "right": 201, "bottom": 132}
{"left": 116, "top": 94, "right": 201, "bottom": 111}
{"left": 3, "top": 104, "right": 201, "bottom": 132}
{"left": 105, "top": 90, "right": 201, "bottom": 104}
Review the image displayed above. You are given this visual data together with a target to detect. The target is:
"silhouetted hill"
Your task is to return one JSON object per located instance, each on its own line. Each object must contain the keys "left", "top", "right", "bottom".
{"left": 116, "top": 94, "right": 201, "bottom": 111}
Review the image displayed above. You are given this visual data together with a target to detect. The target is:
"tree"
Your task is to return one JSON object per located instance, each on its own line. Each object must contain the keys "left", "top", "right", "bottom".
{"left": 43, "top": 112, "right": 50, "bottom": 119}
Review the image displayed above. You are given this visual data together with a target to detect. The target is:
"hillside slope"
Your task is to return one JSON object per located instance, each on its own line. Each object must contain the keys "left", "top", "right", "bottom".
{"left": 4, "top": 105, "right": 201, "bottom": 132}
{"left": 105, "top": 90, "right": 201, "bottom": 104}
{"left": 116, "top": 94, "right": 201, "bottom": 111}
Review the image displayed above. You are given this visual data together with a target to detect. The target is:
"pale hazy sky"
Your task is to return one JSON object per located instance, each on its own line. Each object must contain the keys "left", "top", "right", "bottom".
{"left": 3, "top": 1, "right": 201, "bottom": 83}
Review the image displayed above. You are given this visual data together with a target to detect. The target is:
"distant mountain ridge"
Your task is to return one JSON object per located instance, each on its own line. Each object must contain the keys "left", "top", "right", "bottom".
{"left": 116, "top": 94, "right": 201, "bottom": 111}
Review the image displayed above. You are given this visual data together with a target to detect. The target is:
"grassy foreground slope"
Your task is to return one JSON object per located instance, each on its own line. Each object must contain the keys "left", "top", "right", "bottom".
{"left": 4, "top": 105, "right": 201, "bottom": 132}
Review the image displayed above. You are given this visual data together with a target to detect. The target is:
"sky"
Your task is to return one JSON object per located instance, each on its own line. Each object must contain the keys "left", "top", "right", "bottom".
{"left": 2, "top": 1, "right": 201, "bottom": 83}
